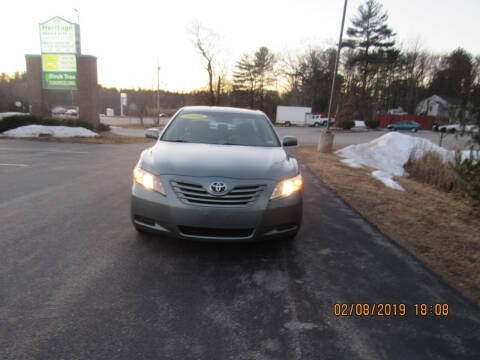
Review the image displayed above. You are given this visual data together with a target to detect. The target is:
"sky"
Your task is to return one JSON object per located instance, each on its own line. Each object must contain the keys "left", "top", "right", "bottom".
{"left": 2, "top": 0, "right": 479, "bottom": 92}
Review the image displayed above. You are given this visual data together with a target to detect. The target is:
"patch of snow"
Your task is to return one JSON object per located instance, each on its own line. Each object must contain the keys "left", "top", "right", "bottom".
{"left": 335, "top": 132, "right": 452, "bottom": 176}
{"left": 0, "top": 112, "right": 29, "bottom": 120}
{"left": 1, "top": 125, "right": 98, "bottom": 138}
{"left": 341, "top": 158, "right": 363, "bottom": 168}
{"left": 460, "top": 149, "right": 479, "bottom": 162}
{"left": 354, "top": 120, "right": 366, "bottom": 127}
{"left": 371, "top": 170, "right": 405, "bottom": 191}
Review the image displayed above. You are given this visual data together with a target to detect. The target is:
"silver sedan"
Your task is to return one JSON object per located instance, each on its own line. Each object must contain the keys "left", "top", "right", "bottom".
{"left": 131, "top": 106, "right": 303, "bottom": 242}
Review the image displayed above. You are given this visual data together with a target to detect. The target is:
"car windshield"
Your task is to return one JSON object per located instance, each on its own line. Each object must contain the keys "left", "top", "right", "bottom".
{"left": 161, "top": 110, "right": 280, "bottom": 147}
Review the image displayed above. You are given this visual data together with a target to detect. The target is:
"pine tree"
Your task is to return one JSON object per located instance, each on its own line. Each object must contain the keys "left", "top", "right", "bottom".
{"left": 345, "top": 0, "right": 396, "bottom": 94}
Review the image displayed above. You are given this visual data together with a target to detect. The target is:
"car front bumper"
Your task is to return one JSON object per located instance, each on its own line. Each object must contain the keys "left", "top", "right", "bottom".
{"left": 130, "top": 176, "right": 302, "bottom": 242}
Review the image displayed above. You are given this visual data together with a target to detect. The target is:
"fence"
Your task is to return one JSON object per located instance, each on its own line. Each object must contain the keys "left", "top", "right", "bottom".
{"left": 374, "top": 114, "right": 434, "bottom": 130}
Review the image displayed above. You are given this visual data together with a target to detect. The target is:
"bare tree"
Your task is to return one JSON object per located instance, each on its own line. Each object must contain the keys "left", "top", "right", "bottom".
{"left": 188, "top": 21, "right": 225, "bottom": 105}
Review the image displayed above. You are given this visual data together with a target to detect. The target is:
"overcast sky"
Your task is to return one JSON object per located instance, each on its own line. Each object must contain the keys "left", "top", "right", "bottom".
{"left": 2, "top": 0, "right": 479, "bottom": 92}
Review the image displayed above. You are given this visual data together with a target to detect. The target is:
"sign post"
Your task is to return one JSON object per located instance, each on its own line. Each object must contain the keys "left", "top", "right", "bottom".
{"left": 120, "top": 93, "right": 127, "bottom": 116}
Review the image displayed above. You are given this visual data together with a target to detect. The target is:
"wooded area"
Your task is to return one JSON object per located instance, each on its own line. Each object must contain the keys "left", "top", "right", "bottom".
{"left": 1, "top": 0, "right": 479, "bottom": 122}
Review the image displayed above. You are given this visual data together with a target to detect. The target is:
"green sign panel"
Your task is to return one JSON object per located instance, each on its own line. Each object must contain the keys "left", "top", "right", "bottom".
{"left": 43, "top": 72, "right": 77, "bottom": 90}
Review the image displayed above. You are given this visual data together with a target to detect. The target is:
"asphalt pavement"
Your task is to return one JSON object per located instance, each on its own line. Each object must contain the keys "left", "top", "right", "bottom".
{"left": 104, "top": 116, "right": 470, "bottom": 149}
{"left": 1, "top": 139, "right": 479, "bottom": 360}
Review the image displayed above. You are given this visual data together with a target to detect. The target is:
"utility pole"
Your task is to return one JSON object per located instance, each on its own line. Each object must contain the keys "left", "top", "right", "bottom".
{"left": 318, "top": 0, "right": 348, "bottom": 152}
{"left": 156, "top": 61, "right": 160, "bottom": 126}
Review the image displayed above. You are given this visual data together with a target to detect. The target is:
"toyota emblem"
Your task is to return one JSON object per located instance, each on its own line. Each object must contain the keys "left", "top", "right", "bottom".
{"left": 209, "top": 182, "right": 228, "bottom": 195}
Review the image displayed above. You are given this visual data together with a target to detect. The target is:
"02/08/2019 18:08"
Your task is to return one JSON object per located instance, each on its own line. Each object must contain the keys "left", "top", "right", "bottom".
{"left": 333, "top": 303, "right": 450, "bottom": 317}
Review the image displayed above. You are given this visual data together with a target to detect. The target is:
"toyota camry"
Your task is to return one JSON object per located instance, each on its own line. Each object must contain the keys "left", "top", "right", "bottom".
{"left": 131, "top": 106, "right": 303, "bottom": 241}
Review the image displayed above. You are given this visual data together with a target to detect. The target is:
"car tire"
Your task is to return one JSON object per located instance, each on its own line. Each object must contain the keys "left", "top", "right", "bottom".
{"left": 440, "top": 128, "right": 446, "bottom": 133}
{"left": 285, "top": 121, "right": 291, "bottom": 127}
{"left": 314, "top": 122, "right": 320, "bottom": 127}
{"left": 411, "top": 128, "right": 418, "bottom": 133}
{"left": 134, "top": 225, "right": 147, "bottom": 233}
{"left": 449, "top": 128, "right": 456, "bottom": 134}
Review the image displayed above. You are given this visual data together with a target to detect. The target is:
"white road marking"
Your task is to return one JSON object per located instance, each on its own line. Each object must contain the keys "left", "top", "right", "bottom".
{"left": 0, "top": 163, "right": 29, "bottom": 167}
{"left": 0, "top": 147, "right": 88, "bottom": 154}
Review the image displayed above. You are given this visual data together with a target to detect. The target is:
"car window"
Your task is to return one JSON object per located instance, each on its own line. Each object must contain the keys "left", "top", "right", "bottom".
{"left": 161, "top": 110, "right": 280, "bottom": 147}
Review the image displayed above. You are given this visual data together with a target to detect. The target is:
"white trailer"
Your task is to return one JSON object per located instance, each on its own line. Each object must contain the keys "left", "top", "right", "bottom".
{"left": 276, "top": 106, "right": 312, "bottom": 126}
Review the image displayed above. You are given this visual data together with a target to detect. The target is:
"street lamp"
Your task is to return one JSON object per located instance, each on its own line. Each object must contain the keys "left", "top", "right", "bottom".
{"left": 318, "top": 0, "right": 348, "bottom": 152}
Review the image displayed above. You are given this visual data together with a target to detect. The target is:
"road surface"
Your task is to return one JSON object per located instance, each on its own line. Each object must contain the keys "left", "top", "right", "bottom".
{"left": 1, "top": 139, "right": 479, "bottom": 359}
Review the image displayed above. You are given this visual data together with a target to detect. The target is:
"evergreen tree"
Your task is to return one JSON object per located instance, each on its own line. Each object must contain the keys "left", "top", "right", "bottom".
{"left": 233, "top": 46, "right": 276, "bottom": 110}
{"left": 345, "top": 0, "right": 396, "bottom": 94}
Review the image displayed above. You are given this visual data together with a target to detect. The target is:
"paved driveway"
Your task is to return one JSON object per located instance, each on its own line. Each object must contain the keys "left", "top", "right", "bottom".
{"left": 1, "top": 139, "right": 479, "bottom": 359}
{"left": 105, "top": 118, "right": 470, "bottom": 150}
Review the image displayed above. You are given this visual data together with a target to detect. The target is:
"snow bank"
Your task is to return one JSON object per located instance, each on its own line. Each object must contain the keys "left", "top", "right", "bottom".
{"left": 335, "top": 132, "right": 452, "bottom": 177}
{"left": 334, "top": 132, "right": 466, "bottom": 191}
{"left": 0, "top": 112, "right": 29, "bottom": 120}
{"left": 1, "top": 125, "right": 98, "bottom": 138}
{"left": 354, "top": 120, "right": 366, "bottom": 128}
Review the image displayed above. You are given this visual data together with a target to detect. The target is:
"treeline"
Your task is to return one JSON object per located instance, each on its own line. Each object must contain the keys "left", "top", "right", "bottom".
{"left": 1, "top": 0, "right": 479, "bottom": 122}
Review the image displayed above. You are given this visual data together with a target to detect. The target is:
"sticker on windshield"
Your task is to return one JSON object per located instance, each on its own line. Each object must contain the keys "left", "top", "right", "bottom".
{"left": 181, "top": 114, "right": 207, "bottom": 119}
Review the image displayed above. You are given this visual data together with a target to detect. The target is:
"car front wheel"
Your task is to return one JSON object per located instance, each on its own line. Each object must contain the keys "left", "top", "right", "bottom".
{"left": 411, "top": 128, "right": 418, "bottom": 133}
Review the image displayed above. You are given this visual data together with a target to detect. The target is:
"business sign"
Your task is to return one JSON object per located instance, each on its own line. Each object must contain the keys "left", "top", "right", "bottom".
{"left": 39, "top": 17, "right": 79, "bottom": 54}
{"left": 43, "top": 72, "right": 77, "bottom": 89}
{"left": 42, "top": 54, "right": 76, "bottom": 72}
{"left": 120, "top": 93, "right": 128, "bottom": 105}
{"left": 39, "top": 16, "right": 80, "bottom": 90}
{"left": 42, "top": 54, "right": 77, "bottom": 89}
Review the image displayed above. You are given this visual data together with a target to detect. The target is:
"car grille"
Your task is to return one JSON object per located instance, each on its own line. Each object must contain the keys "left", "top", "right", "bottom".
{"left": 178, "top": 226, "right": 253, "bottom": 238}
{"left": 170, "top": 180, "right": 266, "bottom": 206}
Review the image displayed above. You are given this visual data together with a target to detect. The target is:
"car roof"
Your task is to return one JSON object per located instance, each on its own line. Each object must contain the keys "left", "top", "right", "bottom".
{"left": 179, "top": 106, "right": 264, "bottom": 116}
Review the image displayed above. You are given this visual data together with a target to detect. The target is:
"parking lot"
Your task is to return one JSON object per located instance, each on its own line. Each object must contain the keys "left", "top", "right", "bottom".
{"left": 1, "top": 139, "right": 479, "bottom": 359}
{"left": 103, "top": 116, "right": 471, "bottom": 150}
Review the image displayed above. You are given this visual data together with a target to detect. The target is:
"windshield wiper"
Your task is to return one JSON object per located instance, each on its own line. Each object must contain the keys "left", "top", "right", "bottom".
{"left": 165, "top": 139, "right": 190, "bottom": 143}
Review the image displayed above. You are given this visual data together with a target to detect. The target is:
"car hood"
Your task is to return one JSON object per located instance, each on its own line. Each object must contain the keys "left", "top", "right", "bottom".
{"left": 139, "top": 141, "right": 298, "bottom": 180}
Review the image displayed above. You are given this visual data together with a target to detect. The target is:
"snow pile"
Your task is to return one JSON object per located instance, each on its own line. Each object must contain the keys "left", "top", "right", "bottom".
{"left": 354, "top": 120, "right": 366, "bottom": 128}
{"left": 1, "top": 125, "right": 98, "bottom": 138}
{"left": 335, "top": 132, "right": 456, "bottom": 191}
{"left": 0, "top": 112, "right": 29, "bottom": 120}
{"left": 336, "top": 132, "right": 452, "bottom": 176}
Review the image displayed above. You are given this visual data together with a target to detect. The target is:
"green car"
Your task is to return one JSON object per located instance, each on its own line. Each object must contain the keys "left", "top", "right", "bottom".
{"left": 387, "top": 120, "right": 421, "bottom": 132}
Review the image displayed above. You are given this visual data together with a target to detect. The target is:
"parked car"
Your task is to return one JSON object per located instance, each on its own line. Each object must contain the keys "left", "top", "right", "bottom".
{"left": 387, "top": 121, "right": 421, "bottom": 132}
{"left": 132, "top": 106, "right": 303, "bottom": 242}
{"left": 305, "top": 114, "right": 334, "bottom": 127}
{"left": 65, "top": 109, "right": 78, "bottom": 117}
{"left": 437, "top": 124, "right": 479, "bottom": 133}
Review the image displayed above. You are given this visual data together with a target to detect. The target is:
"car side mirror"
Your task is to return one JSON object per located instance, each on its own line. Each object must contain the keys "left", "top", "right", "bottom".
{"left": 282, "top": 136, "right": 298, "bottom": 146}
{"left": 145, "top": 128, "right": 160, "bottom": 139}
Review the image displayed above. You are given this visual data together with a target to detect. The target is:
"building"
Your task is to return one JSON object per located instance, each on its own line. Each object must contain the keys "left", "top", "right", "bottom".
{"left": 416, "top": 95, "right": 461, "bottom": 118}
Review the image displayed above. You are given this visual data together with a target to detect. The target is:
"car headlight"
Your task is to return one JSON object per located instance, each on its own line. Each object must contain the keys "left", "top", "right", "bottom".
{"left": 270, "top": 174, "right": 303, "bottom": 200}
{"left": 133, "top": 167, "right": 165, "bottom": 195}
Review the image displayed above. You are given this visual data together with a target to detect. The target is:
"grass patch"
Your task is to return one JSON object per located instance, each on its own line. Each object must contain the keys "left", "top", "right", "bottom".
{"left": 405, "top": 150, "right": 457, "bottom": 192}
{"left": 297, "top": 146, "right": 480, "bottom": 306}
